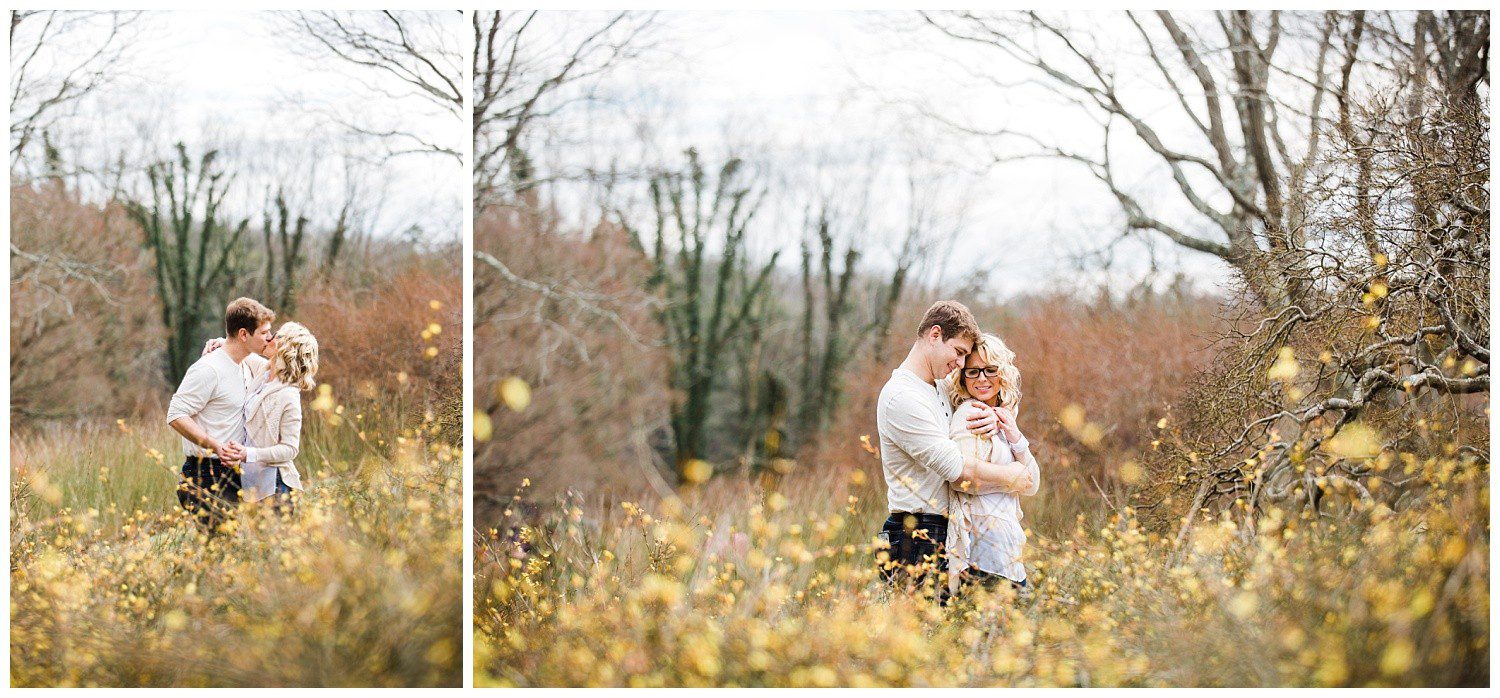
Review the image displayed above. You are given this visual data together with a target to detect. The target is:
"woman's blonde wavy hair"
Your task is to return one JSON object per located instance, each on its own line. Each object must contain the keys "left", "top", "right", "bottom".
{"left": 947, "top": 333, "right": 1021, "bottom": 411}
{"left": 272, "top": 321, "right": 319, "bottom": 391}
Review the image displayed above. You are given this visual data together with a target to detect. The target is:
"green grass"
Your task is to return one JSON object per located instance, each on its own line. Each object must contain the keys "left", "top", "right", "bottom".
{"left": 12, "top": 420, "right": 181, "bottom": 531}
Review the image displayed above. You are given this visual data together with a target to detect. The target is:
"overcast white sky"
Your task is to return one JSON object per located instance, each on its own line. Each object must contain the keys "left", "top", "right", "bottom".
{"left": 15, "top": 10, "right": 461, "bottom": 244}
{"left": 527, "top": 10, "right": 1236, "bottom": 301}
{"left": 22, "top": 11, "right": 1339, "bottom": 298}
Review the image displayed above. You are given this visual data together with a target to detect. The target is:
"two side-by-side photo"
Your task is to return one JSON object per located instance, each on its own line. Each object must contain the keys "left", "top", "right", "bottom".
{"left": 8, "top": 8, "right": 1491, "bottom": 690}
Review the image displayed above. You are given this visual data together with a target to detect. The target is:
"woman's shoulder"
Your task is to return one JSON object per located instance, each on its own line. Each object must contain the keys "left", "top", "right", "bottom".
{"left": 278, "top": 383, "right": 304, "bottom": 408}
{"left": 256, "top": 383, "right": 301, "bottom": 411}
{"left": 952, "top": 400, "right": 988, "bottom": 418}
{"left": 949, "top": 400, "right": 990, "bottom": 431}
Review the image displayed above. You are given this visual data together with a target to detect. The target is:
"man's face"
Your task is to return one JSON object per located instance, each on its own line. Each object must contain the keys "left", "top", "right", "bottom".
{"left": 926, "top": 326, "right": 972, "bottom": 377}
{"left": 941, "top": 337, "right": 972, "bottom": 376}
{"left": 244, "top": 322, "right": 273, "bottom": 355}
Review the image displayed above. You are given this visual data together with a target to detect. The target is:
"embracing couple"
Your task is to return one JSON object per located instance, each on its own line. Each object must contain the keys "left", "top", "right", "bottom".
{"left": 875, "top": 300, "right": 1039, "bottom": 602}
{"left": 165, "top": 297, "right": 320, "bottom": 533}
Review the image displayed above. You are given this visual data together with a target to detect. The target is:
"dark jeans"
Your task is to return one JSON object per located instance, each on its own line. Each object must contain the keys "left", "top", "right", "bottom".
{"left": 177, "top": 456, "right": 241, "bottom": 533}
{"left": 876, "top": 512, "right": 949, "bottom": 598}
{"left": 955, "top": 567, "right": 1028, "bottom": 596}
{"left": 268, "top": 469, "right": 296, "bottom": 517}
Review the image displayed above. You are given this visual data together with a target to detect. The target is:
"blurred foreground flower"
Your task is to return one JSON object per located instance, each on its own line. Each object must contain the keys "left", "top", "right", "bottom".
{"left": 499, "top": 377, "right": 531, "bottom": 412}
{"left": 474, "top": 411, "right": 494, "bottom": 442}
{"left": 311, "top": 384, "right": 335, "bottom": 412}
{"left": 1323, "top": 423, "right": 1383, "bottom": 460}
{"left": 1058, "top": 403, "right": 1103, "bottom": 449}
{"left": 681, "top": 458, "right": 713, "bottom": 484}
{"left": 1268, "top": 347, "right": 1300, "bottom": 381}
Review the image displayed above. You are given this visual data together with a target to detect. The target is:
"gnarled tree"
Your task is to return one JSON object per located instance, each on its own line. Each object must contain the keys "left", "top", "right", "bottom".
{"left": 10, "top": 10, "right": 144, "bottom": 171}
{"left": 274, "top": 10, "right": 463, "bottom": 162}
{"left": 261, "top": 189, "right": 309, "bottom": 315}
{"left": 1137, "top": 50, "right": 1488, "bottom": 532}
{"left": 125, "top": 143, "right": 249, "bottom": 383}
{"left": 619, "top": 148, "right": 781, "bottom": 480}
{"left": 472, "top": 10, "right": 655, "bottom": 210}
{"left": 914, "top": 11, "right": 1411, "bottom": 310}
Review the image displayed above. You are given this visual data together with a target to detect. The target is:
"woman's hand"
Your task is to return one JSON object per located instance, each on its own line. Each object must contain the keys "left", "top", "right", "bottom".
{"left": 202, "top": 337, "right": 225, "bottom": 356}
{"left": 993, "top": 406, "right": 1024, "bottom": 445}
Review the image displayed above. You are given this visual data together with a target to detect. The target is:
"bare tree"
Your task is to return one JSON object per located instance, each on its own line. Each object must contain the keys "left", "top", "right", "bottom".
{"left": 323, "top": 151, "right": 372, "bottom": 273}
{"left": 472, "top": 10, "right": 655, "bottom": 210}
{"left": 10, "top": 10, "right": 144, "bottom": 172}
{"left": 274, "top": 10, "right": 462, "bottom": 162}
{"left": 616, "top": 148, "right": 781, "bottom": 479}
{"left": 792, "top": 166, "right": 939, "bottom": 445}
{"left": 911, "top": 11, "right": 1488, "bottom": 527}
{"left": 1135, "top": 43, "right": 1488, "bottom": 530}
{"left": 260, "top": 189, "right": 309, "bottom": 314}
{"left": 125, "top": 144, "right": 250, "bottom": 383}
{"left": 473, "top": 203, "right": 674, "bottom": 507}
{"left": 913, "top": 11, "right": 1432, "bottom": 309}
{"left": 11, "top": 182, "right": 163, "bottom": 421}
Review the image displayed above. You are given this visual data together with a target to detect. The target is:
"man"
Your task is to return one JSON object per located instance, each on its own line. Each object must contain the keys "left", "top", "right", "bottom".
{"left": 874, "top": 300, "right": 1032, "bottom": 598}
{"left": 166, "top": 297, "right": 273, "bottom": 532}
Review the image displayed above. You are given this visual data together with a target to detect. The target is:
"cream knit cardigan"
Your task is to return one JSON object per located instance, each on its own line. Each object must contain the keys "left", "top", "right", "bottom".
{"left": 241, "top": 377, "right": 305, "bottom": 501}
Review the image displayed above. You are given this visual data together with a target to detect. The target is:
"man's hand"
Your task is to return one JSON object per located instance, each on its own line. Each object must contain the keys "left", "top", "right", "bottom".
{"left": 965, "top": 403, "right": 998, "bottom": 437}
{"left": 993, "top": 406, "right": 1024, "bottom": 445}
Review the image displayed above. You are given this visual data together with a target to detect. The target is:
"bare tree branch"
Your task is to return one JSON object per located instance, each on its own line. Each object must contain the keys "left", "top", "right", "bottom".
{"left": 273, "top": 10, "right": 462, "bottom": 163}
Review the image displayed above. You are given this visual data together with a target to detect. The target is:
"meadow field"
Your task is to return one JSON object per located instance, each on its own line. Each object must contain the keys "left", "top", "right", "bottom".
{"left": 8, "top": 9, "right": 466, "bottom": 688}
{"left": 475, "top": 435, "right": 1487, "bottom": 687}
{"left": 11, "top": 398, "right": 463, "bottom": 687}
{"left": 9, "top": 260, "right": 463, "bottom": 687}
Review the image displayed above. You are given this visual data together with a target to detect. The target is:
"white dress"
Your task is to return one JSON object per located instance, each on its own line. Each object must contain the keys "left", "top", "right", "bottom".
{"left": 945, "top": 402, "right": 1040, "bottom": 583}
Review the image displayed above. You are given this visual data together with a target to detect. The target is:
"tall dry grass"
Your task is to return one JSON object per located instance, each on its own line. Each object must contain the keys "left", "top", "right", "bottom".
{"left": 476, "top": 445, "right": 1486, "bottom": 687}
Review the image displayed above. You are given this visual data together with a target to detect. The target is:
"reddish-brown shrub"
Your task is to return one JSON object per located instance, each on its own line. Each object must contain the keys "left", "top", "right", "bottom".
{"left": 10, "top": 182, "right": 165, "bottom": 423}
{"left": 295, "top": 249, "right": 462, "bottom": 440}
{"left": 473, "top": 203, "right": 671, "bottom": 523}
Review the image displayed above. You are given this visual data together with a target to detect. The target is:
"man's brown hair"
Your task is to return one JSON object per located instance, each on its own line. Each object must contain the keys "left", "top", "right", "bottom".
{"left": 225, "top": 297, "right": 275, "bottom": 339}
{"left": 916, "top": 300, "right": 980, "bottom": 344}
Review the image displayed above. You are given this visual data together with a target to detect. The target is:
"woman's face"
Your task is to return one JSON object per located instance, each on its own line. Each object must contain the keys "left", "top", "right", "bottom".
{"left": 261, "top": 331, "right": 279, "bottom": 360}
{"left": 963, "top": 351, "right": 1001, "bottom": 405}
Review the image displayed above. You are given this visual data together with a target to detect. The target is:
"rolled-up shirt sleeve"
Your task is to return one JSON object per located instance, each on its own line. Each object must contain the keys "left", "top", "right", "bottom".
{"left": 1015, "top": 440, "right": 1040, "bottom": 497}
{"left": 166, "top": 362, "right": 215, "bottom": 425}
{"left": 881, "top": 389, "right": 964, "bottom": 482}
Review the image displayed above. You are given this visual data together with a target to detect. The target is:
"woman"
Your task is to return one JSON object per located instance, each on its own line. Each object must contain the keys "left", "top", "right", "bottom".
{"left": 943, "top": 333, "right": 1039, "bottom": 596}
{"left": 239, "top": 321, "right": 318, "bottom": 510}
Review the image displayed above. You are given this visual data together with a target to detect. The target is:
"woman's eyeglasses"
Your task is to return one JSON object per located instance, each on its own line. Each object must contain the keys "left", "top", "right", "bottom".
{"left": 962, "top": 366, "right": 1001, "bottom": 379}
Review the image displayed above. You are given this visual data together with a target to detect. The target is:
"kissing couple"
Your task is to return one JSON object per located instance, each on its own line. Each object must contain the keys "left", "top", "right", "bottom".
{"left": 165, "top": 297, "right": 321, "bottom": 533}
{"left": 875, "top": 300, "right": 1040, "bottom": 602}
